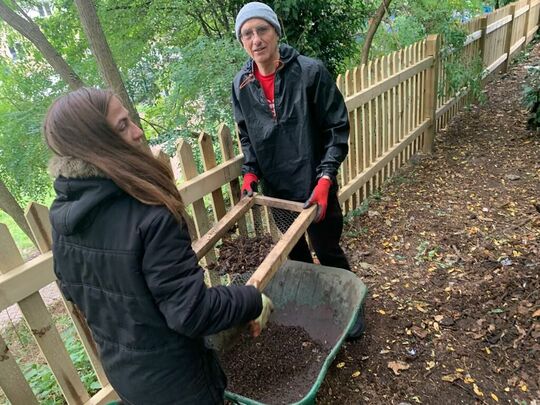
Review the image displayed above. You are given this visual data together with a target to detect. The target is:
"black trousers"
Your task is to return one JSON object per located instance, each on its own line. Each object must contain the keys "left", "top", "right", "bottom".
{"left": 273, "top": 192, "right": 350, "bottom": 270}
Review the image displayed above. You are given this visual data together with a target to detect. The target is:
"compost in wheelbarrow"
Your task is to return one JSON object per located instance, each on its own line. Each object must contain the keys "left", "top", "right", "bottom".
{"left": 219, "top": 260, "right": 368, "bottom": 405}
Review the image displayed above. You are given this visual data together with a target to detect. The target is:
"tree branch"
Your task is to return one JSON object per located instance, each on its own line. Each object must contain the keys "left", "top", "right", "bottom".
{"left": 361, "top": 0, "right": 392, "bottom": 65}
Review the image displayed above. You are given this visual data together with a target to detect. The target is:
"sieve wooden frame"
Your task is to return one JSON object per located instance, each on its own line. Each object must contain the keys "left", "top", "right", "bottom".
{"left": 192, "top": 195, "right": 316, "bottom": 291}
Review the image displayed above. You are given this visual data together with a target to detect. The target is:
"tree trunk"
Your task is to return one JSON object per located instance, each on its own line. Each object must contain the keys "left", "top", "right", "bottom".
{"left": 74, "top": 0, "right": 142, "bottom": 129}
{"left": 0, "top": 0, "right": 84, "bottom": 90}
{"left": 0, "top": 179, "right": 37, "bottom": 246}
{"left": 360, "top": 0, "right": 392, "bottom": 65}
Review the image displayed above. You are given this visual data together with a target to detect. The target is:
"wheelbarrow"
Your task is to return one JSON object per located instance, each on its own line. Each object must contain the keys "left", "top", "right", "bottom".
{"left": 223, "top": 259, "right": 368, "bottom": 405}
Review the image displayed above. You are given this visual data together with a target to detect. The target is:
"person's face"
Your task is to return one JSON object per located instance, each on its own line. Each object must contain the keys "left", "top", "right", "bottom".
{"left": 106, "top": 96, "right": 143, "bottom": 145}
{"left": 240, "top": 18, "right": 279, "bottom": 68}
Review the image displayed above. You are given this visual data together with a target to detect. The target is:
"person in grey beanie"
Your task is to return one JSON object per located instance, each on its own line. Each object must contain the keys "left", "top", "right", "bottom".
{"left": 232, "top": 2, "right": 365, "bottom": 340}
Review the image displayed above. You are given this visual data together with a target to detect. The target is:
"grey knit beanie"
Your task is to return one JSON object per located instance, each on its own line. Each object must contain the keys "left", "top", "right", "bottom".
{"left": 235, "top": 2, "right": 281, "bottom": 41}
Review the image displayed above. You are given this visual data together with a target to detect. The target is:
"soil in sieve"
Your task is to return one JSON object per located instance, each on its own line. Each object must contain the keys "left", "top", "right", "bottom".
{"left": 220, "top": 322, "right": 331, "bottom": 404}
{"left": 207, "top": 235, "right": 274, "bottom": 276}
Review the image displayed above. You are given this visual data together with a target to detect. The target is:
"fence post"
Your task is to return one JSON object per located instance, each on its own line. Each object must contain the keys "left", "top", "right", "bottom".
{"left": 176, "top": 139, "right": 220, "bottom": 286}
{"left": 423, "top": 34, "right": 440, "bottom": 154}
{"left": 218, "top": 123, "right": 248, "bottom": 236}
{"left": 479, "top": 16, "right": 488, "bottom": 69}
{"left": 199, "top": 132, "right": 227, "bottom": 221}
{"left": 503, "top": 5, "right": 516, "bottom": 72}
{"left": 0, "top": 224, "right": 91, "bottom": 404}
{"left": 524, "top": 0, "right": 533, "bottom": 45}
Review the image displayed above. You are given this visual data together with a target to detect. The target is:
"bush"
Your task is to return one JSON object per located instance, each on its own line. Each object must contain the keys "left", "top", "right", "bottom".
{"left": 523, "top": 65, "right": 540, "bottom": 131}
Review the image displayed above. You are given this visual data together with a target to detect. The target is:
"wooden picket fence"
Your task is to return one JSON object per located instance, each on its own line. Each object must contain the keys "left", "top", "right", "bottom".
{"left": 0, "top": 1, "right": 539, "bottom": 403}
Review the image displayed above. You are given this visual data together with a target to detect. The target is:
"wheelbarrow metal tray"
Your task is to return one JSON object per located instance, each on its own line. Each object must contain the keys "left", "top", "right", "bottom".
{"left": 225, "top": 260, "right": 368, "bottom": 405}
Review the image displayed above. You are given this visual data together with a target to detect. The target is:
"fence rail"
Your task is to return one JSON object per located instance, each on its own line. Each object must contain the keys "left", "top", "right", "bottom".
{"left": 1, "top": 1, "right": 539, "bottom": 403}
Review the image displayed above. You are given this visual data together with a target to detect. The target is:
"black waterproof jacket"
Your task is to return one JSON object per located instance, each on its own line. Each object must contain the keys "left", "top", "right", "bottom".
{"left": 49, "top": 157, "right": 262, "bottom": 405}
{"left": 232, "top": 44, "right": 349, "bottom": 202}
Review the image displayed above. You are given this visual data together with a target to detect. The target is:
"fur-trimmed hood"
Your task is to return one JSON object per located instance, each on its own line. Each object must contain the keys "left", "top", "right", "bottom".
{"left": 49, "top": 155, "right": 108, "bottom": 179}
{"left": 50, "top": 158, "right": 122, "bottom": 236}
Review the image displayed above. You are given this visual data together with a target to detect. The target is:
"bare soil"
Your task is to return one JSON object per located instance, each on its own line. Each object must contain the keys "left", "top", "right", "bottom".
{"left": 221, "top": 322, "right": 330, "bottom": 404}
{"left": 316, "top": 42, "right": 540, "bottom": 404}
{"left": 208, "top": 235, "right": 274, "bottom": 275}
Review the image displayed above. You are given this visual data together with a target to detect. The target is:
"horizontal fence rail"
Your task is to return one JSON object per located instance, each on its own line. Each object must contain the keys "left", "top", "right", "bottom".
{"left": 1, "top": 1, "right": 539, "bottom": 403}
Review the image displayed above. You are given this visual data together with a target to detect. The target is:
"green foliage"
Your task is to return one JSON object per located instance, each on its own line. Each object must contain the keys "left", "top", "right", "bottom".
{"left": 273, "top": 0, "right": 369, "bottom": 76}
{"left": 368, "top": 0, "right": 482, "bottom": 55}
{"left": 0, "top": 209, "right": 35, "bottom": 252}
{"left": 142, "top": 37, "right": 246, "bottom": 157}
{"left": 367, "top": 0, "right": 485, "bottom": 104}
{"left": 0, "top": 59, "right": 55, "bottom": 205}
{"left": 168, "top": 37, "right": 246, "bottom": 136}
{"left": 522, "top": 65, "right": 540, "bottom": 131}
{"left": 441, "top": 52, "right": 485, "bottom": 103}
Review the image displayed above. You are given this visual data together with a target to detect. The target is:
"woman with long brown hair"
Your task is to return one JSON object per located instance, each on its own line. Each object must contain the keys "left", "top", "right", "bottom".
{"left": 44, "top": 87, "right": 273, "bottom": 404}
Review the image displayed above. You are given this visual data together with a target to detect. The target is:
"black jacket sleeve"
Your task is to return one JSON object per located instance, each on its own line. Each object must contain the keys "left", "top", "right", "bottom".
{"left": 232, "top": 80, "right": 261, "bottom": 177}
{"left": 141, "top": 209, "right": 262, "bottom": 338}
{"left": 310, "top": 61, "right": 350, "bottom": 181}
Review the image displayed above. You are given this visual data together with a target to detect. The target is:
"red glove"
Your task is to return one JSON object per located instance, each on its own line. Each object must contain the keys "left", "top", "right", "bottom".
{"left": 304, "top": 177, "right": 332, "bottom": 223}
{"left": 241, "top": 173, "right": 258, "bottom": 197}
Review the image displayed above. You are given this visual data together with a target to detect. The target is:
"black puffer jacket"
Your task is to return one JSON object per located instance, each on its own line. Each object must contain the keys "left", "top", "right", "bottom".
{"left": 49, "top": 157, "right": 262, "bottom": 405}
{"left": 232, "top": 44, "right": 349, "bottom": 202}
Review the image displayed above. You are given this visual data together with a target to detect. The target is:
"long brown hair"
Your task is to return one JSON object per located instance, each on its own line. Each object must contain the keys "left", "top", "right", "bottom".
{"left": 43, "top": 87, "right": 190, "bottom": 226}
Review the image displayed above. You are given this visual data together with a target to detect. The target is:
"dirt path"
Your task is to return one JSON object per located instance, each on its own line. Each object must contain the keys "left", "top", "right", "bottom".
{"left": 317, "top": 42, "right": 540, "bottom": 404}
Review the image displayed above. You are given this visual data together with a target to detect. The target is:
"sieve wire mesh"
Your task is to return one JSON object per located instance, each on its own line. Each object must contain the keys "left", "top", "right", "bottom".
{"left": 204, "top": 205, "right": 301, "bottom": 286}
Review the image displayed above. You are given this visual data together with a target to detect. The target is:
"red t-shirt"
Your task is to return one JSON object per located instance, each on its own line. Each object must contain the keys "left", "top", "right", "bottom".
{"left": 254, "top": 65, "right": 276, "bottom": 118}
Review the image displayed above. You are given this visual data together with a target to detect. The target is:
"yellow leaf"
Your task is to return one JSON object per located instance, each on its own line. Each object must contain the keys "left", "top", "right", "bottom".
{"left": 520, "top": 383, "right": 527, "bottom": 392}
{"left": 455, "top": 368, "right": 465, "bottom": 373}
{"left": 491, "top": 393, "right": 499, "bottom": 402}
{"left": 388, "top": 360, "right": 410, "bottom": 375}
{"left": 484, "top": 347, "right": 491, "bottom": 354}
{"left": 504, "top": 387, "right": 510, "bottom": 392}
{"left": 378, "top": 309, "right": 386, "bottom": 315}
{"left": 473, "top": 383, "right": 484, "bottom": 397}
{"left": 442, "top": 374, "right": 458, "bottom": 382}
{"left": 336, "top": 362, "right": 345, "bottom": 369}
{"left": 351, "top": 371, "right": 361, "bottom": 378}
{"left": 416, "top": 305, "right": 428, "bottom": 313}
{"left": 425, "top": 361, "right": 435, "bottom": 370}
{"left": 464, "top": 376, "right": 475, "bottom": 384}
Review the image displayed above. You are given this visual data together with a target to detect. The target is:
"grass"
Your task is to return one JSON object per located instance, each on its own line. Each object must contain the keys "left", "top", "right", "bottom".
{"left": 0, "top": 194, "right": 54, "bottom": 259}
{"left": 0, "top": 210, "right": 35, "bottom": 253}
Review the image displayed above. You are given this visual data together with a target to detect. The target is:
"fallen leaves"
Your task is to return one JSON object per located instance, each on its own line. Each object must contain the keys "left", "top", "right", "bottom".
{"left": 410, "top": 325, "right": 429, "bottom": 339}
{"left": 388, "top": 360, "right": 410, "bottom": 375}
{"left": 425, "top": 361, "right": 436, "bottom": 370}
{"left": 473, "top": 383, "right": 484, "bottom": 397}
{"left": 442, "top": 374, "right": 459, "bottom": 382}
